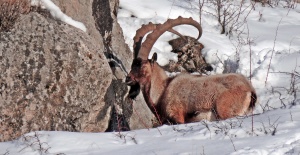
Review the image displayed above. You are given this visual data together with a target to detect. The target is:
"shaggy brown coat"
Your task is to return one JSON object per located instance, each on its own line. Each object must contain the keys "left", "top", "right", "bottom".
{"left": 126, "top": 17, "right": 257, "bottom": 125}
{"left": 127, "top": 57, "right": 256, "bottom": 124}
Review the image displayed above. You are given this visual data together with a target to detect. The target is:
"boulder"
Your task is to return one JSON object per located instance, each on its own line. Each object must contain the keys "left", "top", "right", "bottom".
{"left": 50, "top": 1, "right": 154, "bottom": 131}
{"left": 0, "top": 0, "right": 156, "bottom": 142}
{"left": 0, "top": 11, "right": 112, "bottom": 141}
{"left": 91, "top": 0, "right": 155, "bottom": 131}
{"left": 50, "top": 0, "right": 154, "bottom": 131}
{"left": 166, "top": 36, "right": 213, "bottom": 74}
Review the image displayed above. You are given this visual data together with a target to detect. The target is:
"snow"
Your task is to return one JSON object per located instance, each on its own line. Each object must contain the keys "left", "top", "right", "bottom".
{"left": 1, "top": 0, "right": 300, "bottom": 154}
{"left": 31, "top": 0, "right": 87, "bottom": 32}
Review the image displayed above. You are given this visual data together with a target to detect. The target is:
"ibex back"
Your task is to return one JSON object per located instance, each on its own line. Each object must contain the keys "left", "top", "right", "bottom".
{"left": 125, "top": 16, "right": 257, "bottom": 125}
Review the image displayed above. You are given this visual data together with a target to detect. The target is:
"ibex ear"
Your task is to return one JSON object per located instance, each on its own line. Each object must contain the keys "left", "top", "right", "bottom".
{"left": 151, "top": 52, "right": 157, "bottom": 64}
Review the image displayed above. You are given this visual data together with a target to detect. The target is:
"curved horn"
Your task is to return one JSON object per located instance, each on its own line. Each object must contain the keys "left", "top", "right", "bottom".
{"left": 138, "top": 16, "right": 202, "bottom": 60}
{"left": 133, "top": 22, "right": 157, "bottom": 58}
{"left": 133, "top": 22, "right": 157, "bottom": 49}
{"left": 133, "top": 22, "right": 187, "bottom": 59}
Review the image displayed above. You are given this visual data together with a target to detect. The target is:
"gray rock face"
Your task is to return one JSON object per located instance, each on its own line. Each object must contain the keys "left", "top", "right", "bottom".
{"left": 52, "top": 0, "right": 155, "bottom": 131}
{"left": 50, "top": 0, "right": 103, "bottom": 45}
{"left": 92, "top": 0, "right": 155, "bottom": 131}
{"left": 0, "top": 0, "right": 156, "bottom": 142}
{"left": 0, "top": 12, "right": 112, "bottom": 141}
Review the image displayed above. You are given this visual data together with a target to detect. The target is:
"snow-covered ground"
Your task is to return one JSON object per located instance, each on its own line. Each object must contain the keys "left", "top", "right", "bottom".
{"left": 1, "top": 0, "right": 300, "bottom": 154}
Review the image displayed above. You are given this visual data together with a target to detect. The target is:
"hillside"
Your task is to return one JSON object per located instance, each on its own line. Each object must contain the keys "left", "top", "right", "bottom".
{"left": 1, "top": 0, "right": 300, "bottom": 154}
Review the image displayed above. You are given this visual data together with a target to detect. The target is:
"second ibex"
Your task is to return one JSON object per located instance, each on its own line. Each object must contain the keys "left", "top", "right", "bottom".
{"left": 125, "top": 16, "right": 257, "bottom": 125}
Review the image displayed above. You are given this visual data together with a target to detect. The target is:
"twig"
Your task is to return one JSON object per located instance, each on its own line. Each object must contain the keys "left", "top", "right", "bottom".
{"left": 246, "top": 23, "right": 252, "bottom": 81}
{"left": 288, "top": 37, "right": 300, "bottom": 53}
{"left": 115, "top": 132, "right": 138, "bottom": 144}
{"left": 3, "top": 150, "right": 9, "bottom": 155}
{"left": 201, "top": 145, "right": 206, "bottom": 155}
{"left": 167, "top": 0, "right": 175, "bottom": 19}
{"left": 265, "top": 17, "right": 283, "bottom": 86}
{"left": 201, "top": 121, "right": 212, "bottom": 139}
{"left": 228, "top": 135, "right": 237, "bottom": 151}
{"left": 19, "top": 132, "right": 51, "bottom": 154}
{"left": 198, "top": 0, "right": 205, "bottom": 25}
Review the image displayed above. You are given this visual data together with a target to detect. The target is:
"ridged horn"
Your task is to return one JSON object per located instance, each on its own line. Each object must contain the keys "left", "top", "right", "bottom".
{"left": 133, "top": 22, "right": 157, "bottom": 58}
{"left": 137, "top": 16, "right": 202, "bottom": 60}
{"left": 133, "top": 22, "right": 187, "bottom": 59}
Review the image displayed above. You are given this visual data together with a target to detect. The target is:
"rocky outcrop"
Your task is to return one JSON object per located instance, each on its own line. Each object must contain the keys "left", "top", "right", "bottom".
{"left": 91, "top": 0, "right": 155, "bottom": 131}
{"left": 0, "top": 0, "right": 155, "bottom": 142}
{"left": 51, "top": 0, "right": 155, "bottom": 131}
{"left": 0, "top": 10, "right": 112, "bottom": 141}
{"left": 50, "top": 0, "right": 103, "bottom": 45}
{"left": 166, "top": 36, "right": 213, "bottom": 74}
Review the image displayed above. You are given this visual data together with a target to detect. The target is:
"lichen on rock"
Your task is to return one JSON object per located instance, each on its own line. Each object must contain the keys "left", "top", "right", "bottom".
{"left": 0, "top": 12, "right": 112, "bottom": 142}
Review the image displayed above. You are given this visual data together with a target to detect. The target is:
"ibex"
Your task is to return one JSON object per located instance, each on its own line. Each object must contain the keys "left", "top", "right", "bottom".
{"left": 125, "top": 16, "right": 257, "bottom": 125}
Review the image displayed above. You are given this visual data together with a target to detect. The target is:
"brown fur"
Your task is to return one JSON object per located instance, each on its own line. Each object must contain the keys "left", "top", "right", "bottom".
{"left": 126, "top": 17, "right": 257, "bottom": 125}
{"left": 127, "top": 59, "right": 257, "bottom": 124}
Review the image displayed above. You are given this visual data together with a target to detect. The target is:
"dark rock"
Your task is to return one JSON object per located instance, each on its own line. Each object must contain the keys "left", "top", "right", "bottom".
{"left": 167, "top": 36, "right": 213, "bottom": 74}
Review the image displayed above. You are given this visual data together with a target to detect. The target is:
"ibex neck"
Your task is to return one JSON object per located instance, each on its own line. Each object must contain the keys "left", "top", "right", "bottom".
{"left": 141, "top": 63, "right": 168, "bottom": 115}
{"left": 150, "top": 63, "right": 168, "bottom": 104}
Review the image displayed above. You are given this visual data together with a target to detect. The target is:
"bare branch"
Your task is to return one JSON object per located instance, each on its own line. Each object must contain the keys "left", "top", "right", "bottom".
{"left": 265, "top": 17, "right": 283, "bottom": 86}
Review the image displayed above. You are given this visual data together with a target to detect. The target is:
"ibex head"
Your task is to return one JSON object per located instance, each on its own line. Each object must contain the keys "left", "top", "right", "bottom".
{"left": 125, "top": 17, "right": 202, "bottom": 99}
{"left": 125, "top": 53, "right": 157, "bottom": 86}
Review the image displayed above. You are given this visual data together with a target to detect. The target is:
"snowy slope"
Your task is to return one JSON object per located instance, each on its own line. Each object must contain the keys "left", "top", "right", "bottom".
{"left": 1, "top": 108, "right": 300, "bottom": 154}
{"left": 1, "top": 0, "right": 300, "bottom": 154}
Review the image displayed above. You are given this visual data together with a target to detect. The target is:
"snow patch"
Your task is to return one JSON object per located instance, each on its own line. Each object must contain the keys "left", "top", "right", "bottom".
{"left": 31, "top": 0, "right": 87, "bottom": 32}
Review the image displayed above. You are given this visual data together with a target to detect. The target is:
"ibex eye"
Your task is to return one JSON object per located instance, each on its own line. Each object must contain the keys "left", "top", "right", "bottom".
{"left": 135, "top": 61, "right": 141, "bottom": 66}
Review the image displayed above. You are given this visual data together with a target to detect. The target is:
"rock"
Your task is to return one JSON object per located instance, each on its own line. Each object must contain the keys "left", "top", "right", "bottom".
{"left": 0, "top": 0, "right": 31, "bottom": 31}
{"left": 0, "top": 0, "right": 156, "bottom": 142}
{"left": 167, "top": 36, "right": 213, "bottom": 74}
{"left": 52, "top": 0, "right": 155, "bottom": 131}
{"left": 50, "top": 0, "right": 103, "bottom": 45}
{"left": 0, "top": 12, "right": 112, "bottom": 141}
{"left": 51, "top": 1, "right": 155, "bottom": 131}
{"left": 92, "top": 0, "right": 156, "bottom": 131}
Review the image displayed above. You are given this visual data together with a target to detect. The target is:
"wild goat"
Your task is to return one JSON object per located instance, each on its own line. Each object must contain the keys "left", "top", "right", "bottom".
{"left": 125, "top": 16, "right": 257, "bottom": 124}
